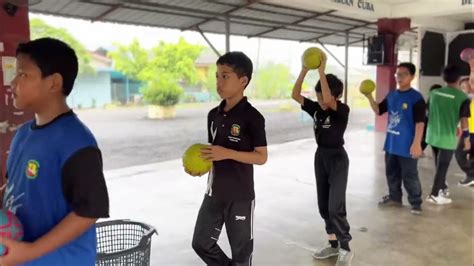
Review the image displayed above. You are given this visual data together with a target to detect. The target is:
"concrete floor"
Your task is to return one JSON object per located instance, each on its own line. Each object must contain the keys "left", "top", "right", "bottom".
{"left": 103, "top": 129, "right": 474, "bottom": 266}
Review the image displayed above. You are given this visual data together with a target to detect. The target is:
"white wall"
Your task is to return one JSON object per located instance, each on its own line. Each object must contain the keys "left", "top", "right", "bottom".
{"left": 68, "top": 71, "right": 112, "bottom": 109}
{"left": 417, "top": 28, "right": 474, "bottom": 98}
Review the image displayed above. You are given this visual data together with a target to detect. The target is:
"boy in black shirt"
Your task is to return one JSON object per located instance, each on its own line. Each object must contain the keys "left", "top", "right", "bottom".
{"left": 190, "top": 52, "right": 267, "bottom": 266}
{"left": 292, "top": 54, "right": 353, "bottom": 266}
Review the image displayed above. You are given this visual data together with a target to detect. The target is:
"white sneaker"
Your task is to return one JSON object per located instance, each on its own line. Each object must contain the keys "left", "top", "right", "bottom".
{"left": 439, "top": 188, "right": 450, "bottom": 197}
{"left": 312, "top": 243, "right": 339, "bottom": 259}
{"left": 426, "top": 194, "right": 452, "bottom": 205}
{"left": 336, "top": 249, "right": 354, "bottom": 266}
{"left": 458, "top": 178, "right": 474, "bottom": 187}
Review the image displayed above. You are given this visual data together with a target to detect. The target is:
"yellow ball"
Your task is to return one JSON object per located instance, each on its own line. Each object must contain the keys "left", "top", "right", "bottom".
{"left": 183, "top": 143, "right": 212, "bottom": 176}
{"left": 359, "top": 79, "right": 376, "bottom": 95}
{"left": 302, "top": 47, "right": 324, "bottom": 69}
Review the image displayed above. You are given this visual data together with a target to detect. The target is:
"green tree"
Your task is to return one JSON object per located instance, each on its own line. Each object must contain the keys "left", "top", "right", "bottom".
{"left": 107, "top": 39, "right": 148, "bottom": 81}
{"left": 254, "top": 63, "right": 294, "bottom": 99}
{"left": 108, "top": 38, "right": 203, "bottom": 106}
{"left": 30, "top": 18, "right": 93, "bottom": 74}
{"left": 142, "top": 73, "right": 182, "bottom": 106}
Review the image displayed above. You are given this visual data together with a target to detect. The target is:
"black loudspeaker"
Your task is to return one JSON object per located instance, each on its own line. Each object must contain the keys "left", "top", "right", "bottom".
{"left": 367, "top": 36, "right": 384, "bottom": 65}
{"left": 420, "top": 31, "right": 446, "bottom": 76}
{"left": 448, "top": 32, "right": 474, "bottom": 76}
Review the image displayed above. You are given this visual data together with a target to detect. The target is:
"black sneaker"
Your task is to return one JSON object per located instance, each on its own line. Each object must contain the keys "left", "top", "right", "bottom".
{"left": 378, "top": 195, "right": 402, "bottom": 207}
{"left": 410, "top": 205, "right": 422, "bottom": 215}
{"left": 458, "top": 178, "right": 474, "bottom": 187}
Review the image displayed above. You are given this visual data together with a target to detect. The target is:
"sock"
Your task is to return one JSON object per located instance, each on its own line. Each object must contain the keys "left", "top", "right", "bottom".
{"left": 329, "top": 240, "right": 338, "bottom": 248}
{"left": 340, "top": 241, "right": 350, "bottom": 251}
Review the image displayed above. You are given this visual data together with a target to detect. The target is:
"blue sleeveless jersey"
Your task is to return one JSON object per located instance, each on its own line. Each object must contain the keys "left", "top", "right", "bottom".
{"left": 4, "top": 113, "right": 98, "bottom": 266}
{"left": 384, "top": 89, "right": 424, "bottom": 158}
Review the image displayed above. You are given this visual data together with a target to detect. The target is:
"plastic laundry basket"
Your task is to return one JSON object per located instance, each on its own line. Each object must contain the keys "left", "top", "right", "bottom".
{"left": 96, "top": 219, "right": 157, "bottom": 266}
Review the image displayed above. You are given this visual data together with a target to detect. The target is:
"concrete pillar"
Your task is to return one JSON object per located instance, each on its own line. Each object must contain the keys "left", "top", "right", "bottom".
{"left": 0, "top": 4, "right": 30, "bottom": 181}
{"left": 375, "top": 18, "right": 411, "bottom": 132}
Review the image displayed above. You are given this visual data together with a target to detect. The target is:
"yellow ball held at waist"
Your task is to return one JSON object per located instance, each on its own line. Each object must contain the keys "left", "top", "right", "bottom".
{"left": 183, "top": 143, "right": 212, "bottom": 176}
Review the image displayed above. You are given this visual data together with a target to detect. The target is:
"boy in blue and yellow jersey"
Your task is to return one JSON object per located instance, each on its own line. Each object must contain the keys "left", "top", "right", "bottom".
{"left": 0, "top": 38, "right": 109, "bottom": 266}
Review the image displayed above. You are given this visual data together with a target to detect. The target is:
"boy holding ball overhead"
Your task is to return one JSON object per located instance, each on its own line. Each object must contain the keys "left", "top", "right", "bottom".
{"left": 363, "top": 62, "right": 426, "bottom": 214}
{"left": 292, "top": 50, "right": 354, "bottom": 266}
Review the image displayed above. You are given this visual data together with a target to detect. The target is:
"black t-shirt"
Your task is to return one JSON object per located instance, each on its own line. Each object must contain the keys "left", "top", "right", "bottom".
{"left": 301, "top": 97, "right": 349, "bottom": 149}
{"left": 460, "top": 99, "right": 471, "bottom": 119}
{"left": 207, "top": 97, "right": 267, "bottom": 201}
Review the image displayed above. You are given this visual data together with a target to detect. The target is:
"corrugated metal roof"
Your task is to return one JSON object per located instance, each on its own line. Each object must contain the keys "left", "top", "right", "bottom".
{"left": 29, "top": 0, "right": 383, "bottom": 46}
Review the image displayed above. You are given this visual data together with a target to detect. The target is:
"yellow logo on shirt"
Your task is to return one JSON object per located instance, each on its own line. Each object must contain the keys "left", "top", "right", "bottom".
{"left": 231, "top": 124, "right": 241, "bottom": 137}
{"left": 25, "top": 160, "right": 40, "bottom": 180}
{"left": 402, "top": 103, "right": 408, "bottom": 110}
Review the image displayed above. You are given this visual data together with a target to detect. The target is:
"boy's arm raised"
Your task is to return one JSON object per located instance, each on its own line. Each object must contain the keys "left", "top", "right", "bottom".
{"left": 317, "top": 53, "right": 338, "bottom": 111}
{"left": 365, "top": 93, "right": 381, "bottom": 115}
{"left": 292, "top": 68, "right": 309, "bottom": 105}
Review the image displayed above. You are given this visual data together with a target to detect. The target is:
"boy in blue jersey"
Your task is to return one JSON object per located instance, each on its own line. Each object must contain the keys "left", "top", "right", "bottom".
{"left": 0, "top": 38, "right": 109, "bottom": 266}
{"left": 364, "top": 62, "right": 426, "bottom": 215}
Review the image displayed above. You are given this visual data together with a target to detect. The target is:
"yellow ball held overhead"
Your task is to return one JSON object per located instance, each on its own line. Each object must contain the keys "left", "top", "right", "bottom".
{"left": 302, "top": 47, "right": 325, "bottom": 69}
{"left": 183, "top": 143, "right": 212, "bottom": 176}
{"left": 359, "top": 79, "right": 376, "bottom": 95}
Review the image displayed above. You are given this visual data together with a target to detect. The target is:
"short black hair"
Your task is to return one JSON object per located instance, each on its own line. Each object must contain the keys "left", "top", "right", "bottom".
{"left": 430, "top": 84, "right": 442, "bottom": 91}
{"left": 16, "top": 37, "right": 78, "bottom": 96}
{"left": 442, "top": 65, "right": 461, "bottom": 83}
{"left": 216, "top": 51, "right": 253, "bottom": 88}
{"left": 397, "top": 62, "right": 416, "bottom": 75}
{"left": 315, "top": 74, "right": 343, "bottom": 97}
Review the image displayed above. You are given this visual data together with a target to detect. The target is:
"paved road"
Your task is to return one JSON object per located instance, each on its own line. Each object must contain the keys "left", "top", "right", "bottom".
{"left": 76, "top": 101, "right": 372, "bottom": 170}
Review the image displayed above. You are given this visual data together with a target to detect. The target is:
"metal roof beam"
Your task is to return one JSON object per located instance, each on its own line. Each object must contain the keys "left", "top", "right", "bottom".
{"left": 317, "top": 41, "right": 345, "bottom": 68}
{"left": 82, "top": 0, "right": 367, "bottom": 38}
{"left": 92, "top": 4, "right": 122, "bottom": 22}
{"left": 244, "top": 6, "right": 374, "bottom": 29}
{"left": 80, "top": 0, "right": 211, "bottom": 20}
{"left": 258, "top": 2, "right": 375, "bottom": 26}
{"left": 128, "top": 1, "right": 368, "bottom": 37}
{"left": 212, "top": 1, "right": 375, "bottom": 30}
{"left": 182, "top": 1, "right": 254, "bottom": 31}
{"left": 250, "top": 10, "right": 335, "bottom": 38}
{"left": 196, "top": 26, "right": 221, "bottom": 57}
{"left": 301, "top": 21, "right": 375, "bottom": 43}
{"left": 339, "top": 38, "right": 364, "bottom": 46}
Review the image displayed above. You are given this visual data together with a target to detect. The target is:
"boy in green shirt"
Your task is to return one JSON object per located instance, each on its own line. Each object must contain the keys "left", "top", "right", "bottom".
{"left": 426, "top": 65, "right": 470, "bottom": 204}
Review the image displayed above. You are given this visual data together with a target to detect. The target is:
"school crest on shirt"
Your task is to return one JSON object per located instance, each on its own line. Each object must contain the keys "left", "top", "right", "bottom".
{"left": 25, "top": 160, "right": 40, "bottom": 180}
{"left": 228, "top": 124, "right": 241, "bottom": 143}
{"left": 231, "top": 124, "right": 241, "bottom": 137}
{"left": 402, "top": 103, "right": 408, "bottom": 110}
